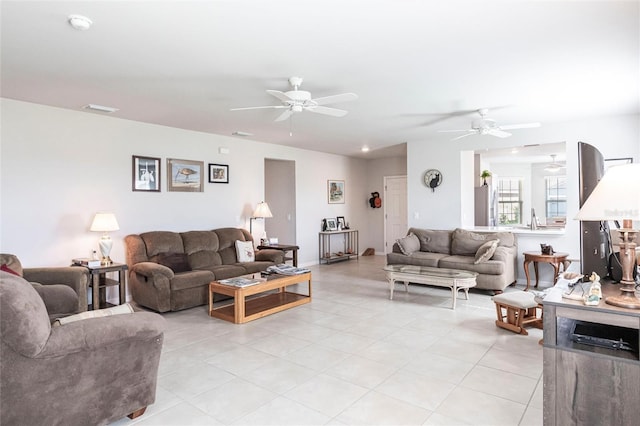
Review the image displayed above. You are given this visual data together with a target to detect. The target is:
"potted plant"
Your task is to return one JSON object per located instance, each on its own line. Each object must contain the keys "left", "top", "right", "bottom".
{"left": 480, "top": 170, "right": 492, "bottom": 186}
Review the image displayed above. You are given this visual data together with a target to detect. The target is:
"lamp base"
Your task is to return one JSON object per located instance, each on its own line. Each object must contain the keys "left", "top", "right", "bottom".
{"left": 100, "top": 256, "right": 113, "bottom": 266}
{"left": 605, "top": 285, "right": 640, "bottom": 309}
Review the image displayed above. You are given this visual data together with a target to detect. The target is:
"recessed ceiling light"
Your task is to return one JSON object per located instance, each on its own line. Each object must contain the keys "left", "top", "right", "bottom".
{"left": 361, "top": 146, "right": 370, "bottom": 152}
{"left": 83, "top": 104, "right": 118, "bottom": 113}
{"left": 232, "top": 131, "right": 253, "bottom": 137}
{"left": 68, "top": 14, "right": 93, "bottom": 31}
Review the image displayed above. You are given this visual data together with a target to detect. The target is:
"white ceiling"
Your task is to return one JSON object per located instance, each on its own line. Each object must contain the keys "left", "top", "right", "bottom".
{"left": 1, "top": 1, "right": 638, "bottom": 159}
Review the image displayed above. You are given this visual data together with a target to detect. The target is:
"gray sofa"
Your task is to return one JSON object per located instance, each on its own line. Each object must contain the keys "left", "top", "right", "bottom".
{"left": 0, "top": 271, "right": 165, "bottom": 425}
{"left": 387, "top": 228, "right": 518, "bottom": 293}
{"left": 125, "top": 227, "right": 284, "bottom": 312}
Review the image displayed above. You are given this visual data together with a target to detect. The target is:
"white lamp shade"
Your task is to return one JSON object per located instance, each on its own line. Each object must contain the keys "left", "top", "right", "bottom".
{"left": 252, "top": 202, "right": 273, "bottom": 218}
{"left": 574, "top": 164, "right": 640, "bottom": 221}
{"left": 90, "top": 213, "right": 120, "bottom": 232}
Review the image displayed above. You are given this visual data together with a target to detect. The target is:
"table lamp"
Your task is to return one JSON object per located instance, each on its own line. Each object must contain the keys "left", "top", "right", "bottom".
{"left": 90, "top": 212, "right": 120, "bottom": 265}
{"left": 574, "top": 163, "right": 640, "bottom": 309}
{"left": 249, "top": 201, "right": 272, "bottom": 235}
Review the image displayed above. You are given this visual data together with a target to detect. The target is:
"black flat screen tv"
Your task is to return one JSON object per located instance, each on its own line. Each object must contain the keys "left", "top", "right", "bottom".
{"left": 578, "top": 142, "right": 610, "bottom": 278}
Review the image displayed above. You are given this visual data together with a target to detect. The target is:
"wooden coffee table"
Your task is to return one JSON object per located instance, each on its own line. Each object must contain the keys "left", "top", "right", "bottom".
{"left": 208, "top": 272, "right": 311, "bottom": 324}
{"left": 384, "top": 264, "right": 477, "bottom": 309}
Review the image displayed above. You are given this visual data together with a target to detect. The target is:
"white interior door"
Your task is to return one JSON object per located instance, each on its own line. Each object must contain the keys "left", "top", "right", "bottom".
{"left": 384, "top": 175, "right": 408, "bottom": 253}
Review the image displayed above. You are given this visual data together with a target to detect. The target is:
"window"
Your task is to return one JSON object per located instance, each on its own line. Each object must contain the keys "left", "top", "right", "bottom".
{"left": 497, "top": 178, "right": 522, "bottom": 225}
{"left": 545, "top": 175, "right": 567, "bottom": 218}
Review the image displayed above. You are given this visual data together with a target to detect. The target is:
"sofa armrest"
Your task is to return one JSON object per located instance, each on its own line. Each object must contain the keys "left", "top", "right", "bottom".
{"left": 23, "top": 266, "right": 89, "bottom": 312}
{"left": 37, "top": 312, "right": 165, "bottom": 359}
{"left": 492, "top": 246, "right": 516, "bottom": 262}
{"left": 256, "top": 249, "right": 284, "bottom": 263}
{"left": 130, "top": 262, "right": 174, "bottom": 280}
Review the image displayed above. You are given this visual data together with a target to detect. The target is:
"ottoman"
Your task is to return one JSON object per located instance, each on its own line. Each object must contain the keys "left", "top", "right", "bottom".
{"left": 492, "top": 291, "right": 542, "bottom": 336}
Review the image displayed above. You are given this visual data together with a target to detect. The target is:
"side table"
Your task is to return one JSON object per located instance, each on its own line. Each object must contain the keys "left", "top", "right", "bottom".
{"left": 257, "top": 244, "right": 299, "bottom": 267}
{"left": 523, "top": 251, "right": 570, "bottom": 291}
{"left": 85, "top": 263, "right": 128, "bottom": 310}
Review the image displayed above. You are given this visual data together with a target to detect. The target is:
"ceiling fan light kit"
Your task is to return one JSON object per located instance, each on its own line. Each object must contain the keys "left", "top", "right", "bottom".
{"left": 68, "top": 14, "right": 93, "bottom": 31}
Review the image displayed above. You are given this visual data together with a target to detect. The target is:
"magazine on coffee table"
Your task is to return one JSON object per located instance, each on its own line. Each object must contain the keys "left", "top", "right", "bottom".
{"left": 218, "top": 277, "right": 263, "bottom": 287}
{"left": 266, "top": 264, "right": 311, "bottom": 275}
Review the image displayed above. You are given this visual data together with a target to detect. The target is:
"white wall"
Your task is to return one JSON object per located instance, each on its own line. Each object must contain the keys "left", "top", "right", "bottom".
{"left": 407, "top": 114, "right": 640, "bottom": 285}
{"left": 0, "top": 99, "right": 370, "bottom": 267}
{"left": 364, "top": 156, "right": 407, "bottom": 253}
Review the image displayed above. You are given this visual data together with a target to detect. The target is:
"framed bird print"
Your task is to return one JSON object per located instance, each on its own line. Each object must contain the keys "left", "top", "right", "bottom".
{"left": 167, "top": 158, "right": 204, "bottom": 192}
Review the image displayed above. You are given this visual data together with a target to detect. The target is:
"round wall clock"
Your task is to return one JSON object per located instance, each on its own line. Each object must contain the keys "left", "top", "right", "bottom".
{"left": 423, "top": 169, "right": 443, "bottom": 192}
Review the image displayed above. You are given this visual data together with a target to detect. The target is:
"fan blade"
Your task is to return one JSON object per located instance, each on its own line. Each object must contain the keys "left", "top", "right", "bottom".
{"left": 437, "top": 129, "right": 471, "bottom": 133}
{"left": 230, "top": 105, "right": 287, "bottom": 111}
{"left": 266, "top": 90, "right": 293, "bottom": 102}
{"left": 451, "top": 132, "right": 477, "bottom": 141}
{"left": 487, "top": 129, "right": 512, "bottom": 138}
{"left": 499, "top": 122, "right": 541, "bottom": 130}
{"left": 274, "top": 109, "right": 293, "bottom": 122}
{"left": 306, "top": 105, "right": 348, "bottom": 117}
{"left": 312, "top": 93, "right": 358, "bottom": 106}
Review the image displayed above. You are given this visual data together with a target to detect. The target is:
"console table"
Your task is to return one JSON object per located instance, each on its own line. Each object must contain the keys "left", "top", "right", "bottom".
{"left": 318, "top": 229, "right": 358, "bottom": 264}
{"left": 542, "top": 283, "right": 640, "bottom": 425}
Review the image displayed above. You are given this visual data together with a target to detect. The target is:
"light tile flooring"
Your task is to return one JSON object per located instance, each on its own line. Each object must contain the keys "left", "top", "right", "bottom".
{"left": 111, "top": 255, "right": 543, "bottom": 426}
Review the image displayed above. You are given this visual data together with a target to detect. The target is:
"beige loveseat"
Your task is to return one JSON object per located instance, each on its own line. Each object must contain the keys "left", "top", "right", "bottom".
{"left": 386, "top": 228, "right": 518, "bottom": 293}
{"left": 125, "top": 228, "right": 284, "bottom": 312}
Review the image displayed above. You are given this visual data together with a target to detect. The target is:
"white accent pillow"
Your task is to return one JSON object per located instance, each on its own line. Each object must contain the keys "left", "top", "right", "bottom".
{"left": 474, "top": 239, "right": 499, "bottom": 264}
{"left": 396, "top": 233, "right": 420, "bottom": 256}
{"left": 53, "top": 303, "right": 134, "bottom": 327}
{"left": 235, "top": 240, "right": 255, "bottom": 263}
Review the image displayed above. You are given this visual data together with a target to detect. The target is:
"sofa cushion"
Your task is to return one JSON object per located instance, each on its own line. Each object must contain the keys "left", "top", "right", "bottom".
{"left": 451, "top": 228, "right": 515, "bottom": 256}
{"left": 0, "top": 253, "right": 23, "bottom": 276}
{"left": 438, "top": 255, "right": 505, "bottom": 275}
{"left": 169, "top": 270, "right": 215, "bottom": 291}
{"left": 396, "top": 233, "right": 420, "bottom": 255}
{"left": 181, "top": 231, "right": 224, "bottom": 268}
{"left": 235, "top": 240, "right": 255, "bottom": 262}
{"left": 387, "top": 251, "right": 448, "bottom": 268}
{"left": 142, "top": 231, "right": 185, "bottom": 258}
{"left": 408, "top": 228, "right": 452, "bottom": 254}
{"left": 156, "top": 252, "right": 192, "bottom": 273}
{"left": 474, "top": 240, "right": 499, "bottom": 264}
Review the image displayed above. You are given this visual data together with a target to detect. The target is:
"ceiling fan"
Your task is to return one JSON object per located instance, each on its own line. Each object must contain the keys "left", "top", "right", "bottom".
{"left": 230, "top": 77, "right": 358, "bottom": 122}
{"left": 544, "top": 154, "right": 565, "bottom": 172}
{"left": 438, "top": 108, "right": 541, "bottom": 141}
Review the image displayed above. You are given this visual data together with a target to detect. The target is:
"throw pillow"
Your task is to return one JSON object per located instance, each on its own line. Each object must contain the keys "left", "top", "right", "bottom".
{"left": 474, "top": 239, "right": 499, "bottom": 264}
{"left": 1, "top": 264, "right": 20, "bottom": 276}
{"left": 235, "top": 240, "right": 255, "bottom": 263}
{"left": 53, "top": 303, "right": 134, "bottom": 327}
{"left": 156, "top": 252, "right": 191, "bottom": 273}
{"left": 396, "top": 233, "right": 421, "bottom": 256}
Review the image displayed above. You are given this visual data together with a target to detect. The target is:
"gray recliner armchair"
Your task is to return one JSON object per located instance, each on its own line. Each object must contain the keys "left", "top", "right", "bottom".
{"left": 0, "top": 271, "right": 166, "bottom": 426}
{"left": 1, "top": 253, "right": 90, "bottom": 312}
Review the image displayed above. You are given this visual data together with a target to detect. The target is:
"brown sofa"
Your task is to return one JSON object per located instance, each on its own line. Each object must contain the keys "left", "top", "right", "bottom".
{"left": 386, "top": 228, "right": 518, "bottom": 293}
{"left": 125, "top": 227, "right": 284, "bottom": 312}
{"left": 0, "top": 271, "right": 165, "bottom": 425}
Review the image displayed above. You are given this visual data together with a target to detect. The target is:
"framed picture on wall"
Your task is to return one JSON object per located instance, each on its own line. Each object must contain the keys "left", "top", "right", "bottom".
{"left": 208, "top": 163, "right": 229, "bottom": 183}
{"left": 132, "top": 155, "right": 161, "bottom": 192}
{"left": 167, "top": 158, "right": 204, "bottom": 192}
{"left": 328, "top": 180, "right": 345, "bottom": 204}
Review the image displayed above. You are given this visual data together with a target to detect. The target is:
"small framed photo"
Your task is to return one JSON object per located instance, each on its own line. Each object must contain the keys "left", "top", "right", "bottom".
{"left": 337, "top": 216, "right": 346, "bottom": 229}
{"left": 132, "top": 155, "right": 161, "bottom": 192}
{"left": 324, "top": 217, "right": 337, "bottom": 231}
{"left": 328, "top": 180, "right": 345, "bottom": 204}
{"left": 208, "top": 163, "right": 229, "bottom": 183}
{"left": 167, "top": 158, "right": 204, "bottom": 192}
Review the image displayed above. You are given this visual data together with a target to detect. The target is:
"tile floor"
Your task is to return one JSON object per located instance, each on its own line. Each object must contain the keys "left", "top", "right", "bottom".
{"left": 111, "top": 255, "right": 543, "bottom": 426}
